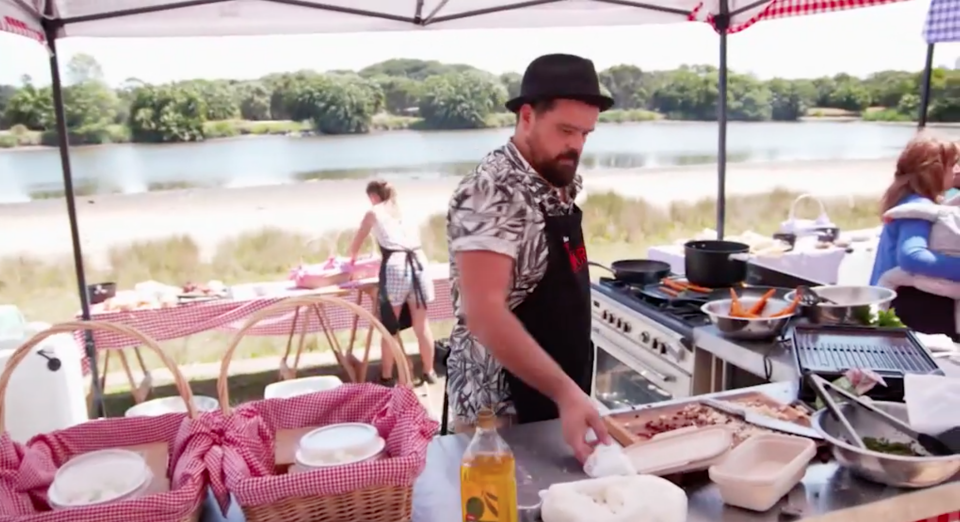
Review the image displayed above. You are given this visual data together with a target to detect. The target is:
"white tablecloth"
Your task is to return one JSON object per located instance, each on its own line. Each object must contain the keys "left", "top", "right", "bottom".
{"left": 647, "top": 240, "right": 880, "bottom": 286}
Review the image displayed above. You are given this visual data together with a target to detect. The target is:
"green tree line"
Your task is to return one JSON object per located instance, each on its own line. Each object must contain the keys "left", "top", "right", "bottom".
{"left": 0, "top": 54, "right": 956, "bottom": 147}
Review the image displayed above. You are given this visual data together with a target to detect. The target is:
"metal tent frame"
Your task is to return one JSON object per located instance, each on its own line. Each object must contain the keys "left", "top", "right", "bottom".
{"left": 0, "top": 0, "right": 906, "bottom": 414}
{"left": 917, "top": 0, "right": 957, "bottom": 128}
{"left": 918, "top": 43, "right": 935, "bottom": 128}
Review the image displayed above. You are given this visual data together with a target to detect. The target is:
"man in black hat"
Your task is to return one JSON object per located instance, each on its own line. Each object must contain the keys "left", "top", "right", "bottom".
{"left": 445, "top": 54, "right": 614, "bottom": 462}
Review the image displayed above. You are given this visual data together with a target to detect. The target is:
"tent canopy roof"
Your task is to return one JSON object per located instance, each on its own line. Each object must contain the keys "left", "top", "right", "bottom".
{"left": 1, "top": 0, "right": 909, "bottom": 41}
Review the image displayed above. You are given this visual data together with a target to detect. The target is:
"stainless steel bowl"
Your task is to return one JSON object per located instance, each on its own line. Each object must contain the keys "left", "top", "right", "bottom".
{"left": 812, "top": 401, "right": 960, "bottom": 488}
{"left": 701, "top": 297, "right": 797, "bottom": 340}
{"left": 783, "top": 285, "right": 897, "bottom": 326}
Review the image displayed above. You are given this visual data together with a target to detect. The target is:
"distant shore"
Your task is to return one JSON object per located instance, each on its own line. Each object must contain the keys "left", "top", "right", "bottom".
{"left": 1, "top": 114, "right": 953, "bottom": 154}
{"left": 0, "top": 157, "right": 893, "bottom": 266}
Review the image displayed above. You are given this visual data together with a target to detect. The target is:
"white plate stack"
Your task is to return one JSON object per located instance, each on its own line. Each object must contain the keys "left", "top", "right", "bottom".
{"left": 48, "top": 449, "right": 153, "bottom": 509}
{"left": 294, "top": 423, "right": 385, "bottom": 470}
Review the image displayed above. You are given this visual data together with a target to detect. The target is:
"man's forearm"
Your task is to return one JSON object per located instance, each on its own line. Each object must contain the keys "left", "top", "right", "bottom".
{"left": 468, "top": 306, "right": 577, "bottom": 402}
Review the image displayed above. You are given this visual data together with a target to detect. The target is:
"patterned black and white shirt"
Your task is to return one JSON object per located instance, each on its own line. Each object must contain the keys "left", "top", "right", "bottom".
{"left": 445, "top": 140, "right": 582, "bottom": 424}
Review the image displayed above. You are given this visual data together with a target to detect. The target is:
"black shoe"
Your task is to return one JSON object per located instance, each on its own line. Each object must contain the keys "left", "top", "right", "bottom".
{"left": 379, "top": 376, "right": 396, "bottom": 387}
{"left": 422, "top": 371, "right": 439, "bottom": 385}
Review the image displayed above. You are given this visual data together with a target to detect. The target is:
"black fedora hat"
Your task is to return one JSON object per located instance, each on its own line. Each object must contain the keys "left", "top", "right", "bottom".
{"left": 505, "top": 53, "right": 614, "bottom": 114}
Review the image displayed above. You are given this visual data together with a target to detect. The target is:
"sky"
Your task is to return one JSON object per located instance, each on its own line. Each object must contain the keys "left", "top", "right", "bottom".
{"left": 1, "top": 1, "right": 959, "bottom": 87}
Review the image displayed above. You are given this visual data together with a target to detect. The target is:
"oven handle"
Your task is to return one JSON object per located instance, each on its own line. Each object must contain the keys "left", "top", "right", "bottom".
{"left": 635, "top": 359, "right": 677, "bottom": 383}
{"left": 593, "top": 326, "right": 679, "bottom": 384}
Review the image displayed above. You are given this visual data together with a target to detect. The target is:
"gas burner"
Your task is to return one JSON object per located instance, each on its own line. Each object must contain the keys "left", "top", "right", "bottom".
{"left": 595, "top": 277, "right": 710, "bottom": 329}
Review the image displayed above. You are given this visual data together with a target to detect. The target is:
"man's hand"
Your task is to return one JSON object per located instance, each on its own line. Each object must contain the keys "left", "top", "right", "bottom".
{"left": 556, "top": 385, "right": 611, "bottom": 463}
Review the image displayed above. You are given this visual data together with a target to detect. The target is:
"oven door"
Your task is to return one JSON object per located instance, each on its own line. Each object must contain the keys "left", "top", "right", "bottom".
{"left": 591, "top": 327, "right": 690, "bottom": 411}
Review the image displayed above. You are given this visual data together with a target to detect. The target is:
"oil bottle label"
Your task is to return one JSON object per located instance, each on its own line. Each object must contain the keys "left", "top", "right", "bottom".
{"left": 461, "top": 481, "right": 502, "bottom": 522}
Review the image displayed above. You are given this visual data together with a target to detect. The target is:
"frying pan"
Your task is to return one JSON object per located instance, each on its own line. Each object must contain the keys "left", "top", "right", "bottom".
{"left": 637, "top": 284, "right": 788, "bottom": 306}
{"left": 589, "top": 260, "right": 672, "bottom": 286}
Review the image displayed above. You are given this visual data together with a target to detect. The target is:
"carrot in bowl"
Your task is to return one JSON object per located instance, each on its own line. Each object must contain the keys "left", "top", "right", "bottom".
{"left": 729, "top": 288, "right": 743, "bottom": 315}
{"left": 769, "top": 290, "right": 802, "bottom": 318}
{"left": 747, "top": 288, "right": 777, "bottom": 316}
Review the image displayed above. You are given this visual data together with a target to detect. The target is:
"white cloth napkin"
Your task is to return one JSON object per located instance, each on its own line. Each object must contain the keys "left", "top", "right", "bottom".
{"left": 917, "top": 333, "right": 960, "bottom": 353}
{"left": 905, "top": 374, "right": 960, "bottom": 435}
{"left": 539, "top": 475, "right": 688, "bottom": 522}
{"left": 583, "top": 443, "right": 636, "bottom": 478}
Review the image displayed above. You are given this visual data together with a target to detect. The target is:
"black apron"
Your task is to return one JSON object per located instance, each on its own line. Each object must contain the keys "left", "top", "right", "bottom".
{"left": 891, "top": 286, "right": 959, "bottom": 341}
{"left": 503, "top": 204, "right": 593, "bottom": 424}
{"left": 377, "top": 244, "right": 428, "bottom": 335}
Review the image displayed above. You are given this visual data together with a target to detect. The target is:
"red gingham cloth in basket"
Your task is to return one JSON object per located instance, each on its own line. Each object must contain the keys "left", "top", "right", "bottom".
{"left": 203, "top": 383, "right": 437, "bottom": 512}
{"left": 0, "top": 413, "right": 211, "bottom": 522}
{"left": 73, "top": 277, "right": 453, "bottom": 351}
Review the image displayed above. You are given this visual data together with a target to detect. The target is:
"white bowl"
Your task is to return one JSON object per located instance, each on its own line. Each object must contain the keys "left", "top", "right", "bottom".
{"left": 48, "top": 449, "right": 151, "bottom": 508}
{"left": 264, "top": 376, "right": 342, "bottom": 399}
{"left": 124, "top": 396, "right": 218, "bottom": 417}
{"left": 295, "top": 423, "right": 385, "bottom": 468}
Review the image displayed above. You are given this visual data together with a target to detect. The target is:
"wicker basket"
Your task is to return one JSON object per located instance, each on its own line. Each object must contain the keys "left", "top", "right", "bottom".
{"left": 0, "top": 321, "right": 203, "bottom": 522}
{"left": 217, "top": 294, "right": 422, "bottom": 522}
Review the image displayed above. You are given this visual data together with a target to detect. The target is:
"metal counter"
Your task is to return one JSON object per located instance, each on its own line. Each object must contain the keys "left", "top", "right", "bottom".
{"left": 412, "top": 418, "right": 959, "bottom": 522}
{"left": 201, "top": 382, "right": 960, "bottom": 522}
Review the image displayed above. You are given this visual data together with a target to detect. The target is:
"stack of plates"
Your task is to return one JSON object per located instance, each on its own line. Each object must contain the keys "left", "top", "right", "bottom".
{"left": 124, "top": 396, "right": 219, "bottom": 417}
{"left": 48, "top": 449, "right": 152, "bottom": 509}
{"left": 295, "top": 423, "right": 385, "bottom": 470}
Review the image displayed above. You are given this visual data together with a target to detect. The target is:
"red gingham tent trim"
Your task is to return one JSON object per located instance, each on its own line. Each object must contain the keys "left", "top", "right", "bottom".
{"left": 691, "top": 0, "right": 912, "bottom": 34}
{"left": 0, "top": 14, "right": 45, "bottom": 42}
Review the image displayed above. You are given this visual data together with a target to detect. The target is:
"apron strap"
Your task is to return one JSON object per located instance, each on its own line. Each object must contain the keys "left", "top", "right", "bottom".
{"left": 400, "top": 248, "right": 427, "bottom": 308}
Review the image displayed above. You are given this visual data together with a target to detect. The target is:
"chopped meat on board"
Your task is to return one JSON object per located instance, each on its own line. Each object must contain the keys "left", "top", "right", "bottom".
{"left": 642, "top": 401, "right": 811, "bottom": 445}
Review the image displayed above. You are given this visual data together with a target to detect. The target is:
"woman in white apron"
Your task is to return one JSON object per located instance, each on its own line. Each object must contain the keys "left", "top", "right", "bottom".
{"left": 347, "top": 180, "right": 438, "bottom": 385}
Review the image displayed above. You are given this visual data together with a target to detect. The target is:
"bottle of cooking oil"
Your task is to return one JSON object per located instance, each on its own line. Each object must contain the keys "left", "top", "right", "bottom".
{"left": 460, "top": 408, "right": 518, "bottom": 522}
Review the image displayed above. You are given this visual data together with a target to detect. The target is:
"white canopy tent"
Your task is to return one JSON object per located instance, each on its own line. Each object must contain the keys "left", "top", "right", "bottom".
{"left": 0, "top": 0, "right": 910, "bottom": 414}
{"left": 1, "top": 0, "right": 867, "bottom": 38}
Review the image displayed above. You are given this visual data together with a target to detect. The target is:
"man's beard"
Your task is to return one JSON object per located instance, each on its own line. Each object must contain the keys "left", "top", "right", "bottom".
{"left": 531, "top": 150, "right": 579, "bottom": 188}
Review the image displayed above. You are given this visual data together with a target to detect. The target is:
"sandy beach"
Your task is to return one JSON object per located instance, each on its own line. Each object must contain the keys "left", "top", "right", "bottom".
{"left": 0, "top": 158, "right": 893, "bottom": 266}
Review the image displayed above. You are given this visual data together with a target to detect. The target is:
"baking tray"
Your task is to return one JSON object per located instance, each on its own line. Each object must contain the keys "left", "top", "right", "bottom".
{"left": 603, "top": 389, "right": 812, "bottom": 447}
{"left": 791, "top": 324, "right": 943, "bottom": 403}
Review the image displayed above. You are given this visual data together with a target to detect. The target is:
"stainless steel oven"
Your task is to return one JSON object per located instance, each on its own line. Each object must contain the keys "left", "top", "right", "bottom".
{"left": 591, "top": 324, "right": 692, "bottom": 412}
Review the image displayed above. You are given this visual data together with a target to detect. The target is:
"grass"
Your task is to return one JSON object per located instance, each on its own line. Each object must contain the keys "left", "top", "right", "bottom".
{"left": 3, "top": 189, "right": 881, "bottom": 371}
{"left": 861, "top": 108, "right": 913, "bottom": 123}
{"left": 1, "top": 187, "right": 882, "bottom": 409}
{"left": 805, "top": 107, "right": 861, "bottom": 119}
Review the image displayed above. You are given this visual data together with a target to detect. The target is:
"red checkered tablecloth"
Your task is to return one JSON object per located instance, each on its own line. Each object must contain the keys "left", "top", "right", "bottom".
{"left": 690, "top": 0, "right": 911, "bottom": 34}
{"left": 72, "top": 276, "right": 453, "bottom": 351}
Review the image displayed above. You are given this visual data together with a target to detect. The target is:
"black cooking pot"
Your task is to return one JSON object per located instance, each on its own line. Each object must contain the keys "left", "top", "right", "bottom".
{"left": 589, "top": 259, "right": 671, "bottom": 286}
{"left": 683, "top": 240, "right": 750, "bottom": 288}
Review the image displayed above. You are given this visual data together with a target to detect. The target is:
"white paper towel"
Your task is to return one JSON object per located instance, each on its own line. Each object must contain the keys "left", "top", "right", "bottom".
{"left": 583, "top": 443, "right": 636, "bottom": 478}
{"left": 539, "top": 475, "right": 688, "bottom": 522}
{"left": 905, "top": 374, "right": 960, "bottom": 435}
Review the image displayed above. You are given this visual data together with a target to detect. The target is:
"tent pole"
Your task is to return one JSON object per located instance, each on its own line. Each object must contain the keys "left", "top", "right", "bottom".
{"left": 42, "top": 20, "right": 105, "bottom": 417}
{"left": 918, "top": 43, "right": 935, "bottom": 129}
{"left": 715, "top": 2, "right": 730, "bottom": 240}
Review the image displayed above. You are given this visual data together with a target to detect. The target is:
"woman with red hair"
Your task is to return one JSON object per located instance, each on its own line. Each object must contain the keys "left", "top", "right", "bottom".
{"left": 870, "top": 134, "right": 960, "bottom": 336}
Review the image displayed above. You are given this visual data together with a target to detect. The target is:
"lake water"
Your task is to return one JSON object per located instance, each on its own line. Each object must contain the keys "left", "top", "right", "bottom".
{"left": 0, "top": 120, "right": 946, "bottom": 203}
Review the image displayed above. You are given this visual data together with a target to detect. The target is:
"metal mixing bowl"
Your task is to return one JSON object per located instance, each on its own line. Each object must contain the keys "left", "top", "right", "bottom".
{"left": 812, "top": 401, "right": 960, "bottom": 488}
{"left": 701, "top": 297, "right": 797, "bottom": 340}
{"left": 783, "top": 285, "right": 896, "bottom": 325}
